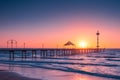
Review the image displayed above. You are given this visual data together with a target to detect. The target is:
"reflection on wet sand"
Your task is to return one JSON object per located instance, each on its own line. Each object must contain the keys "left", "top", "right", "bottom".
{"left": 0, "top": 64, "right": 114, "bottom": 80}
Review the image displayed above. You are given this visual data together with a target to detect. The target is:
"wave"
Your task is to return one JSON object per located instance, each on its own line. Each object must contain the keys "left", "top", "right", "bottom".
{"left": 1, "top": 60, "right": 120, "bottom": 79}
{"left": 0, "top": 60, "right": 120, "bottom": 67}
{"left": 0, "top": 49, "right": 120, "bottom": 80}
{"left": 0, "top": 60, "right": 120, "bottom": 79}
{"left": 106, "top": 59, "right": 120, "bottom": 62}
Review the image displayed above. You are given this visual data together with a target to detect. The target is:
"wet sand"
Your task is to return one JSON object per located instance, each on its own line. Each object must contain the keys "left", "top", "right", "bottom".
{"left": 0, "top": 70, "right": 41, "bottom": 80}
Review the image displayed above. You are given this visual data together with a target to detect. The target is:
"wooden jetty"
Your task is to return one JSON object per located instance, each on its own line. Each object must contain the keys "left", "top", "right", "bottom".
{"left": 0, "top": 48, "right": 105, "bottom": 60}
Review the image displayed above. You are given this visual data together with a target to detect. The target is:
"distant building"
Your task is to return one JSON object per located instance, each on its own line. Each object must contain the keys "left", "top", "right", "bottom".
{"left": 64, "top": 41, "right": 75, "bottom": 48}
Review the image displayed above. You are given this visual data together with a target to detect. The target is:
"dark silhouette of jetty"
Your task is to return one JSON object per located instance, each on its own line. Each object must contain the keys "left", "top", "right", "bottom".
{"left": 0, "top": 48, "right": 104, "bottom": 60}
{"left": 0, "top": 31, "right": 104, "bottom": 60}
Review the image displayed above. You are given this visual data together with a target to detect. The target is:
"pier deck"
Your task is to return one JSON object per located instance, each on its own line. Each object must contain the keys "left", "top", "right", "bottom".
{"left": 0, "top": 48, "right": 104, "bottom": 60}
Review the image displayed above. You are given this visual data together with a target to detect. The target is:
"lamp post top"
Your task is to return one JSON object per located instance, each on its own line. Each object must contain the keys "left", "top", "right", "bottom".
{"left": 96, "top": 31, "right": 100, "bottom": 35}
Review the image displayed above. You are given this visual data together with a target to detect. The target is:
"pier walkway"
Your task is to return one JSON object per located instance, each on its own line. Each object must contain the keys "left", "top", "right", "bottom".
{"left": 0, "top": 48, "right": 104, "bottom": 60}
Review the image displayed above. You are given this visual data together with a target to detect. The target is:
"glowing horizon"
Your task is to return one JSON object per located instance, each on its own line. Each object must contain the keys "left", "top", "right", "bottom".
{"left": 0, "top": 0, "right": 120, "bottom": 48}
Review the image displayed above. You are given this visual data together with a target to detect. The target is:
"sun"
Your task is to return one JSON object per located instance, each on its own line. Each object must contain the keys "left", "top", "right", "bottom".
{"left": 79, "top": 41, "right": 87, "bottom": 48}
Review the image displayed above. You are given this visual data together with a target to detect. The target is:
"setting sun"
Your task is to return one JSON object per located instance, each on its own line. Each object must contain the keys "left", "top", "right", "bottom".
{"left": 79, "top": 41, "right": 87, "bottom": 48}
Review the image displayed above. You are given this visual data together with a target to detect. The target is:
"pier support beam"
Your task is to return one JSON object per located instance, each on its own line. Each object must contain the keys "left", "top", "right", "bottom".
{"left": 22, "top": 50, "right": 27, "bottom": 59}
{"left": 32, "top": 50, "right": 37, "bottom": 58}
{"left": 9, "top": 50, "right": 14, "bottom": 60}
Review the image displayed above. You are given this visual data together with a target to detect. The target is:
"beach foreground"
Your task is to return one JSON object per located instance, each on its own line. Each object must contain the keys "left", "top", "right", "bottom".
{"left": 0, "top": 70, "right": 41, "bottom": 80}
{"left": 0, "top": 49, "right": 120, "bottom": 80}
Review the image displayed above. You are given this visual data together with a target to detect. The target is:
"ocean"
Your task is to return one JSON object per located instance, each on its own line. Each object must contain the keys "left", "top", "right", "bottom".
{"left": 0, "top": 49, "right": 120, "bottom": 80}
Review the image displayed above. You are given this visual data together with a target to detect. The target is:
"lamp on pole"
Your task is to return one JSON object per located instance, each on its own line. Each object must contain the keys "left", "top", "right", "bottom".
{"left": 96, "top": 31, "right": 100, "bottom": 51}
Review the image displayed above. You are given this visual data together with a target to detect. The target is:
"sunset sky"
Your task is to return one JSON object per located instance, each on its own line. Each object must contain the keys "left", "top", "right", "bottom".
{"left": 0, "top": 0, "right": 120, "bottom": 48}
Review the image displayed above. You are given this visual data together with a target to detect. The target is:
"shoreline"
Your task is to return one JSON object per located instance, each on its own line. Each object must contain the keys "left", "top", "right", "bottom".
{"left": 0, "top": 70, "right": 41, "bottom": 80}
{"left": 0, "top": 50, "right": 119, "bottom": 80}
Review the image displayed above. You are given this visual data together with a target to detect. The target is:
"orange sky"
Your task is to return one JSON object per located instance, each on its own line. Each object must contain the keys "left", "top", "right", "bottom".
{"left": 1, "top": 16, "right": 120, "bottom": 48}
{"left": 0, "top": 0, "right": 120, "bottom": 48}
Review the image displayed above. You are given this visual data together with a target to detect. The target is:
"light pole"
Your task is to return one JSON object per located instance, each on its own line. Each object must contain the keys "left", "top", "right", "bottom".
{"left": 96, "top": 31, "right": 100, "bottom": 51}
{"left": 23, "top": 42, "right": 26, "bottom": 48}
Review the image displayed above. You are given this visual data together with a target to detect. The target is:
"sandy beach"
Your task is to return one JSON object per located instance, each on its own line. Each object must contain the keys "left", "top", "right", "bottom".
{"left": 0, "top": 70, "right": 41, "bottom": 80}
{"left": 0, "top": 49, "right": 120, "bottom": 80}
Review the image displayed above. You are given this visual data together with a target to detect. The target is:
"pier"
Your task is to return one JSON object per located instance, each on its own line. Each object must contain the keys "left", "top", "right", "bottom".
{"left": 0, "top": 48, "right": 104, "bottom": 60}
{"left": 0, "top": 31, "right": 105, "bottom": 60}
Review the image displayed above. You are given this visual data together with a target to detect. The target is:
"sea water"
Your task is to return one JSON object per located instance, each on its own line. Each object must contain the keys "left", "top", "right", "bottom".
{"left": 0, "top": 49, "right": 120, "bottom": 80}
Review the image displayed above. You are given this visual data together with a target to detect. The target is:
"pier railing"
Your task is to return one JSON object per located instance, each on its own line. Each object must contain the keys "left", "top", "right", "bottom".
{"left": 0, "top": 48, "right": 105, "bottom": 60}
